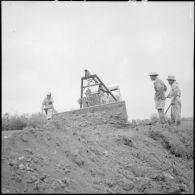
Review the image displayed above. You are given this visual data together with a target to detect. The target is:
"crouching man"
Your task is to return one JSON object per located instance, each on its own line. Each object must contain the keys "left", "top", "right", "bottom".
{"left": 41, "top": 92, "right": 55, "bottom": 120}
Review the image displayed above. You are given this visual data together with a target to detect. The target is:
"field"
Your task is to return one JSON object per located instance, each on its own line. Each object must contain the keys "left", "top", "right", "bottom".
{"left": 2, "top": 102, "right": 194, "bottom": 194}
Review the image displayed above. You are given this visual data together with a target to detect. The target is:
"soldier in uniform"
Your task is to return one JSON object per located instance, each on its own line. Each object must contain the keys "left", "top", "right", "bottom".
{"left": 166, "top": 76, "right": 181, "bottom": 125}
{"left": 149, "top": 72, "right": 167, "bottom": 124}
{"left": 41, "top": 92, "right": 55, "bottom": 120}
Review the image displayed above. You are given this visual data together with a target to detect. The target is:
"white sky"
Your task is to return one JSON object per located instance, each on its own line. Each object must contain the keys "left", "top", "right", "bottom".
{"left": 2, "top": 1, "right": 194, "bottom": 120}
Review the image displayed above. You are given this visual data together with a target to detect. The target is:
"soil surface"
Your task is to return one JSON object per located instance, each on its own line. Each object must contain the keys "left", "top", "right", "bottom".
{"left": 2, "top": 110, "right": 194, "bottom": 194}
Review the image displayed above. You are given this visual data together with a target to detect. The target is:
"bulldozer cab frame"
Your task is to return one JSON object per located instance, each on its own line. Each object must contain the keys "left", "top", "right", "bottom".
{"left": 80, "top": 72, "right": 118, "bottom": 108}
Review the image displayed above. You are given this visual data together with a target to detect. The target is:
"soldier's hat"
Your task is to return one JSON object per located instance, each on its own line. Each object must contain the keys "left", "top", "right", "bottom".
{"left": 167, "top": 75, "right": 176, "bottom": 81}
{"left": 149, "top": 72, "right": 159, "bottom": 76}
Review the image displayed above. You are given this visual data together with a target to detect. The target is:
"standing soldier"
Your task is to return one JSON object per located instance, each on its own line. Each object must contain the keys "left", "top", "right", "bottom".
{"left": 41, "top": 92, "right": 55, "bottom": 120}
{"left": 166, "top": 76, "right": 181, "bottom": 125}
{"left": 149, "top": 72, "right": 167, "bottom": 124}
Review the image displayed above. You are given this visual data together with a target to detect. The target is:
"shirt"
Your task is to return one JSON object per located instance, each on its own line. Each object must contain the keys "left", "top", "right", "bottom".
{"left": 153, "top": 78, "right": 167, "bottom": 100}
{"left": 167, "top": 81, "right": 181, "bottom": 103}
{"left": 42, "top": 97, "right": 54, "bottom": 109}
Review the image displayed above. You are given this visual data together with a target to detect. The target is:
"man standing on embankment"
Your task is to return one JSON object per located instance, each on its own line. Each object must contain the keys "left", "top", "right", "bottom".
{"left": 149, "top": 72, "right": 167, "bottom": 124}
{"left": 166, "top": 75, "right": 181, "bottom": 125}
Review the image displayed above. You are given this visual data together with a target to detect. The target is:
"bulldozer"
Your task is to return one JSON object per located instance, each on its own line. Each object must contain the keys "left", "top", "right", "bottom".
{"left": 53, "top": 69, "right": 128, "bottom": 124}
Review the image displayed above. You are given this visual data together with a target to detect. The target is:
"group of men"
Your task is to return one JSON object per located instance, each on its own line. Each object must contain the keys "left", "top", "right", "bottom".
{"left": 149, "top": 72, "right": 181, "bottom": 125}
{"left": 41, "top": 71, "right": 182, "bottom": 125}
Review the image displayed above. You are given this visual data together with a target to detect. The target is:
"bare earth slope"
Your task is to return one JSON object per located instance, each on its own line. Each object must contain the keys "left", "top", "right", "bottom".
{"left": 2, "top": 103, "right": 194, "bottom": 194}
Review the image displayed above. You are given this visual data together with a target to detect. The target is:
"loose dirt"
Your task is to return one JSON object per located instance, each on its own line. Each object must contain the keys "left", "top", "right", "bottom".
{"left": 2, "top": 110, "right": 194, "bottom": 194}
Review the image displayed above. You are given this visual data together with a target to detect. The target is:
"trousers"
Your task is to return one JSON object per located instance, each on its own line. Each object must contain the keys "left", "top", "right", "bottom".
{"left": 171, "top": 100, "right": 181, "bottom": 124}
{"left": 44, "top": 108, "right": 53, "bottom": 120}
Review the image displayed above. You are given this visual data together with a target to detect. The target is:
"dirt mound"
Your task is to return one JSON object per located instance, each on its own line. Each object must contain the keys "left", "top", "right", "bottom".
{"left": 2, "top": 105, "right": 194, "bottom": 194}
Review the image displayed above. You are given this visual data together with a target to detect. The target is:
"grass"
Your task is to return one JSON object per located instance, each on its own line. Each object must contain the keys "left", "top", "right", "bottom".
{"left": 147, "top": 120, "right": 193, "bottom": 160}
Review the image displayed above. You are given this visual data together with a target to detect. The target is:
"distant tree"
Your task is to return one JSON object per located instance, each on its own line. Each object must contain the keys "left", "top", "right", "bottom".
{"left": 2, "top": 113, "right": 10, "bottom": 130}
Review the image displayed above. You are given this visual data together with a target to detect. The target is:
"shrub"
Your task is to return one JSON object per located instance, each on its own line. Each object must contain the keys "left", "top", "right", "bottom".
{"left": 27, "top": 113, "right": 47, "bottom": 128}
{"left": 2, "top": 114, "right": 27, "bottom": 130}
{"left": 2, "top": 112, "right": 47, "bottom": 131}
